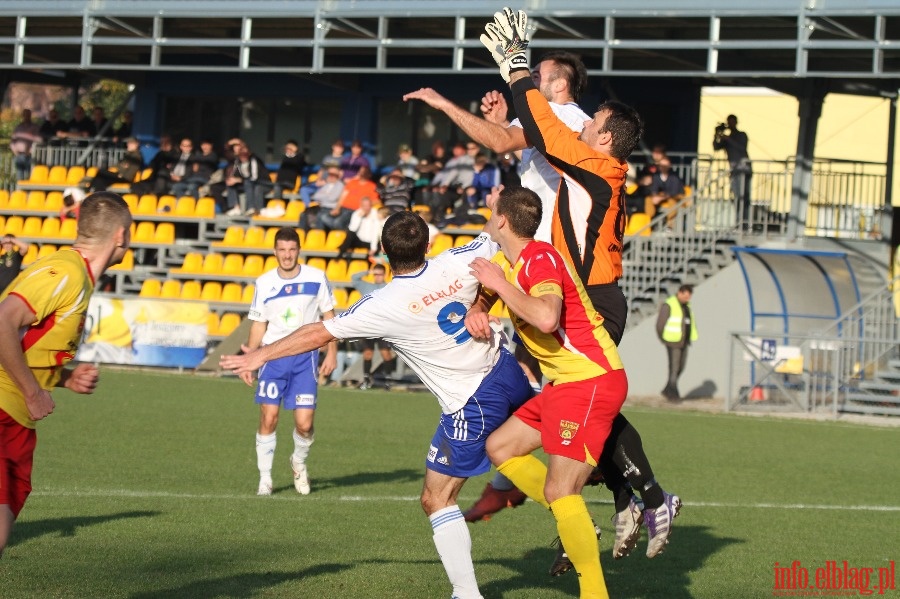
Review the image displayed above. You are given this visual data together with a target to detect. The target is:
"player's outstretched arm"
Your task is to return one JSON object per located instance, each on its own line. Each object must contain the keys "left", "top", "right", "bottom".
{"left": 220, "top": 321, "right": 336, "bottom": 377}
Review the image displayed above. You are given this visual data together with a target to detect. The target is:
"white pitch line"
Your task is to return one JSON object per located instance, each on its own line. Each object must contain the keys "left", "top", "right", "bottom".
{"left": 29, "top": 488, "right": 900, "bottom": 512}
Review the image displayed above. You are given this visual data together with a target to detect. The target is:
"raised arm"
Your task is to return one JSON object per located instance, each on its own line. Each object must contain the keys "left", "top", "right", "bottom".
{"left": 220, "top": 321, "right": 336, "bottom": 377}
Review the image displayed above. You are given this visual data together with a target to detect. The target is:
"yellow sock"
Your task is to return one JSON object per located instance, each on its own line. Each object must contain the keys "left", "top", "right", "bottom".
{"left": 550, "top": 494, "right": 608, "bottom": 599}
{"left": 496, "top": 455, "right": 550, "bottom": 509}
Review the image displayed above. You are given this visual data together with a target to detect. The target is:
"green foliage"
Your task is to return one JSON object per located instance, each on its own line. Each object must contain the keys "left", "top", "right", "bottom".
{"left": 2, "top": 370, "right": 898, "bottom": 598}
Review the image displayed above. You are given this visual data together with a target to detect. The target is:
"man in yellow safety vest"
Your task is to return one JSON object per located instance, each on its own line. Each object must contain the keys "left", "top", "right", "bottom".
{"left": 656, "top": 284, "right": 698, "bottom": 401}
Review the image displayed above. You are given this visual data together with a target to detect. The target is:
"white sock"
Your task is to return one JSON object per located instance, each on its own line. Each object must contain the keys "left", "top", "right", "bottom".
{"left": 292, "top": 428, "right": 314, "bottom": 465}
{"left": 490, "top": 471, "right": 515, "bottom": 492}
{"left": 256, "top": 432, "right": 276, "bottom": 480}
{"left": 430, "top": 505, "right": 482, "bottom": 599}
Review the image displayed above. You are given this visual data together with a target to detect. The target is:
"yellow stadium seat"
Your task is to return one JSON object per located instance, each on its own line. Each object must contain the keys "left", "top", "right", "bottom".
{"left": 285, "top": 201, "right": 305, "bottom": 221}
{"left": 59, "top": 218, "right": 77, "bottom": 239}
{"left": 39, "top": 217, "right": 61, "bottom": 238}
{"left": 332, "top": 288, "right": 349, "bottom": 310}
{"left": 36, "top": 244, "right": 57, "bottom": 260}
{"left": 160, "top": 279, "right": 182, "bottom": 298}
{"left": 427, "top": 233, "right": 453, "bottom": 257}
{"left": 218, "top": 313, "right": 242, "bottom": 336}
{"left": 346, "top": 290, "right": 362, "bottom": 306}
{"left": 4, "top": 216, "right": 24, "bottom": 236}
{"left": 207, "top": 312, "right": 220, "bottom": 336}
{"left": 122, "top": 193, "right": 139, "bottom": 211}
{"left": 244, "top": 254, "right": 264, "bottom": 278}
{"left": 180, "top": 280, "right": 202, "bottom": 300}
{"left": 133, "top": 221, "right": 155, "bottom": 243}
{"left": 22, "top": 216, "right": 43, "bottom": 237}
{"left": 202, "top": 254, "right": 224, "bottom": 275}
{"left": 262, "top": 227, "right": 279, "bottom": 248}
{"left": 325, "top": 229, "right": 346, "bottom": 251}
{"left": 306, "top": 257, "right": 327, "bottom": 272}
{"left": 303, "top": 229, "right": 326, "bottom": 250}
{"left": 453, "top": 235, "right": 475, "bottom": 247}
{"left": 109, "top": 249, "right": 134, "bottom": 271}
{"left": 25, "top": 164, "right": 49, "bottom": 184}
{"left": 477, "top": 207, "right": 491, "bottom": 221}
{"left": 65, "top": 166, "right": 86, "bottom": 186}
{"left": 174, "top": 196, "right": 196, "bottom": 216}
{"left": 216, "top": 226, "right": 245, "bottom": 247}
{"left": 263, "top": 255, "right": 278, "bottom": 271}
{"left": 136, "top": 195, "right": 157, "bottom": 214}
{"left": 244, "top": 226, "right": 266, "bottom": 247}
{"left": 157, "top": 195, "right": 176, "bottom": 213}
{"left": 241, "top": 284, "right": 255, "bottom": 304}
{"left": 221, "top": 254, "right": 244, "bottom": 275}
{"left": 26, "top": 191, "right": 46, "bottom": 210}
{"left": 625, "top": 213, "right": 651, "bottom": 237}
{"left": 221, "top": 282, "right": 243, "bottom": 303}
{"left": 8, "top": 190, "right": 27, "bottom": 210}
{"left": 346, "top": 259, "right": 369, "bottom": 280}
{"left": 325, "top": 258, "right": 348, "bottom": 282}
{"left": 45, "top": 191, "right": 63, "bottom": 212}
{"left": 139, "top": 279, "right": 162, "bottom": 298}
{"left": 266, "top": 199, "right": 286, "bottom": 214}
{"left": 200, "top": 281, "right": 223, "bottom": 302}
{"left": 195, "top": 197, "right": 216, "bottom": 218}
{"left": 20, "top": 243, "right": 38, "bottom": 265}
{"left": 154, "top": 222, "right": 175, "bottom": 244}
{"left": 178, "top": 252, "right": 204, "bottom": 273}
{"left": 0, "top": 190, "right": 8, "bottom": 209}
{"left": 47, "top": 165, "right": 67, "bottom": 185}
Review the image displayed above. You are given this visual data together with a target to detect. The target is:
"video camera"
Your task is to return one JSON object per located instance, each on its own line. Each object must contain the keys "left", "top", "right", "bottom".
{"left": 715, "top": 122, "right": 728, "bottom": 134}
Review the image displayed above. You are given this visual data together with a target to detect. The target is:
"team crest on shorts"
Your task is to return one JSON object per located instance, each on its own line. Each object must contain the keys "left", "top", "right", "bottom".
{"left": 559, "top": 420, "right": 579, "bottom": 446}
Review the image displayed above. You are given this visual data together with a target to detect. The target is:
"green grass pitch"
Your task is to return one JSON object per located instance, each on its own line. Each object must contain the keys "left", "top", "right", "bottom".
{"left": 2, "top": 369, "right": 898, "bottom": 598}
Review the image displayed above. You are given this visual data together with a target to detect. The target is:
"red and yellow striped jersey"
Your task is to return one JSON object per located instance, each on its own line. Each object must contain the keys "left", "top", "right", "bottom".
{"left": 492, "top": 241, "right": 623, "bottom": 384}
{"left": 0, "top": 249, "right": 95, "bottom": 428}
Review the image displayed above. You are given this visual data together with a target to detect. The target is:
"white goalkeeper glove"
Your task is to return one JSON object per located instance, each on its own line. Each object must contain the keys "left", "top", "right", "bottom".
{"left": 480, "top": 7, "right": 533, "bottom": 83}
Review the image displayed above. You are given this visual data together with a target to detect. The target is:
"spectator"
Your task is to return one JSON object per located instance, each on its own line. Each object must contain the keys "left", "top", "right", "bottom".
{"left": 625, "top": 170, "right": 653, "bottom": 218}
{"left": 299, "top": 139, "right": 346, "bottom": 205}
{"left": 91, "top": 107, "right": 110, "bottom": 141}
{"left": 379, "top": 168, "right": 415, "bottom": 213}
{"left": 464, "top": 153, "right": 500, "bottom": 209}
{"left": 113, "top": 111, "right": 133, "bottom": 143}
{"left": 168, "top": 138, "right": 198, "bottom": 197}
{"left": 9, "top": 109, "right": 40, "bottom": 181}
{"left": 138, "top": 135, "right": 176, "bottom": 196}
{"left": 639, "top": 143, "right": 668, "bottom": 178}
{"left": 395, "top": 144, "right": 419, "bottom": 180}
{"left": 320, "top": 166, "right": 378, "bottom": 232}
{"left": 298, "top": 167, "right": 344, "bottom": 230}
{"left": 414, "top": 140, "right": 447, "bottom": 205}
{"left": 56, "top": 105, "right": 95, "bottom": 141}
{"left": 85, "top": 137, "right": 144, "bottom": 192}
{"left": 38, "top": 110, "right": 63, "bottom": 144}
{"left": 496, "top": 151, "right": 521, "bottom": 189}
{"left": 0, "top": 235, "right": 30, "bottom": 294}
{"left": 656, "top": 284, "right": 697, "bottom": 401}
{"left": 423, "top": 141, "right": 475, "bottom": 224}
{"left": 174, "top": 139, "right": 219, "bottom": 200}
{"left": 336, "top": 196, "right": 383, "bottom": 260}
{"left": 713, "top": 114, "right": 752, "bottom": 227}
{"left": 348, "top": 262, "right": 397, "bottom": 389}
{"left": 225, "top": 141, "right": 269, "bottom": 216}
{"left": 646, "top": 157, "right": 685, "bottom": 231}
{"left": 339, "top": 139, "right": 372, "bottom": 181}
{"left": 267, "top": 140, "right": 308, "bottom": 200}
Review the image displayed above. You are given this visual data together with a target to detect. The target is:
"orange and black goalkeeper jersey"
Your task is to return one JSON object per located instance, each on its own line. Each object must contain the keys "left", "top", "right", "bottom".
{"left": 510, "top": 77, "right": 628, "bottom": 287}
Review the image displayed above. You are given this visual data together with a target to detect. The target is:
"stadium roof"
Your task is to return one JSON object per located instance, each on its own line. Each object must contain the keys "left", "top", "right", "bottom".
{"left": 0, "top": 0, "right": 898, "bottom": 96}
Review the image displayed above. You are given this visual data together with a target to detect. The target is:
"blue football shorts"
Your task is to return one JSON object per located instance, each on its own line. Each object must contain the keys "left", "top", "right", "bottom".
{"left": 255, "top": 351, "right": 319, "bottom": 410}
{"left": 425, "top": 348, "right": 533, "bottom": 478}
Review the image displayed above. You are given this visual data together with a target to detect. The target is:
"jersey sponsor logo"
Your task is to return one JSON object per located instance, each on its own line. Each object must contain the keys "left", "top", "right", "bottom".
{"left": 607, "top": 242, "right": 622, "bottom": 253}
{"left": 421, "top": 279, "right": 464, "bottom": 307}
{"left": 54, "top": 351, "right": 74, "bottom": 366}
{"left": 427, "top": 444, "right": 438, "bottom": 463}
{"left": 559, "top": 420, "right": 579, "bottom": 445}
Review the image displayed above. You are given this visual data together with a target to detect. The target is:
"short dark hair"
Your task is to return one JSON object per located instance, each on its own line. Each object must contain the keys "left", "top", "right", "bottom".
{"left": 495, "top": 186, "right": 542, "bottom": 239}
{"left": 381, "top": 211, "right": 428, "bottom": 272}
{"left": 274, "top": 227, "right": 300, "bottom": 247}
{"left": 538, "top": 51, "right": 588, "bottom": 102}
{"left": 597, "top": 101, "right": 643, "bottom": 161}
{"left": 372, "top": 263, "right": 387, "bottom": 275}
{"left": 678, "top": 284, "right": 694, "bottom": 294}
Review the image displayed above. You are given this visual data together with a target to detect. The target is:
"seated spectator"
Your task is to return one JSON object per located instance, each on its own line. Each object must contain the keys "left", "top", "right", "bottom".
{"left": 168, "top": 138, "right": 199, "bottom": 197}
{"left": 298, "top": 166, "right": 345, "bottom": 230}
{"left": 299, "top": 139, "right": 346, "bottom": 205}
{"left": 395, "top": 144, "right": 419, "bottom": 180}
{"left": 56, "top": 105, "right": 95, "bottom": 142}
{"left": 379, "top": 168, "right": 415, "bottom": 213}
{"left": 39, "top": 110, "right": 63, "bottom": 144}
{"left": 625, "top": 170, "right": 653, "bottom": 218}
{"left": 349, "top": 262, "right": 397, "bottom": 389}
{"left": 113, "top": 110, "right": 133, "bottom": 143}
{"left": 319, "top": 166, "right": 378, "bottom": 232}
{"left": 414, "top": 140, "right": 447, "bottom": 205}
{"left": 0, "top": 234, "right": 30, "bottom": 294}
{"left": 336, "top": 197, "right": 384, "bottom": 260}
{"left": 423, "top": 141, "right": 475, "bottom": 224}
{"left": 135, "top": 135, "right": 176, "bottom": 196}
{"left": 225, "top": 141, "right": 270, "bottom": 217}
{"left": 646, "top": 157, "right": 685, "bottom": 231}
{"left": 176, "top": 139, "right": 219, "bottom": 200}
{"left": 91, "top": 107, "right": 110, "bottom": 141}
{"left": 464, "top": 153, "right": 499, "bottom": 209}
{"left": 497, "top": 151, "right": 521, "bottom": 188}
{"left": 267, "top": 139, "right": 308, "bottom": 200}
{"left": 85, "top": 137, "right": 144, "bottom": 192}
{"left": 339, "top": 140, "right": 372, "bottom": 181}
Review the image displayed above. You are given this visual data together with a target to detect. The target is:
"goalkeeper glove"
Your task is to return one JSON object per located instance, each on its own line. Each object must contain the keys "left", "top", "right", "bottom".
{"left": 480, "top": 7, "right": 533, "bottom": 83}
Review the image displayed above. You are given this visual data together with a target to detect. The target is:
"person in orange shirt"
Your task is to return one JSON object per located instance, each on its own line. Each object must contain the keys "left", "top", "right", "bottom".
{"left": 0, "top": 191, "right": 133, "bottom": 558}
{"left": 319, "top": 165, "right": 379, "bottom": 232}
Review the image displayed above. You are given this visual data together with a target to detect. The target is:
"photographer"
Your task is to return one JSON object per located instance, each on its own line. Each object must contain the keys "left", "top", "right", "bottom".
{"left": 713, "top": 114, "right": 752, "bottom": 228}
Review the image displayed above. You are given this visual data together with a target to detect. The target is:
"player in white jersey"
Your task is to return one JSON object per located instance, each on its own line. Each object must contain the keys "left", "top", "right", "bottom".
{"left": 221, "top": 211, "right": 533, "bottom": 599}
{"left": 244, "top": 227, "right": 337, "bottom": 496}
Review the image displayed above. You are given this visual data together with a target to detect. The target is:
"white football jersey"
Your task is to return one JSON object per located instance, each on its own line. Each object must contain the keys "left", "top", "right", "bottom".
{"left": 249, "top": 265, "right": 336, "bottom": 346}
{"left": 324, "top": 233, "right": 502, "bottom": 414}
{"left": 510, "top": 101, "right": 590, "bottom": 243}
